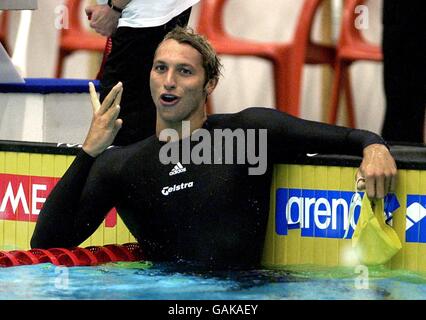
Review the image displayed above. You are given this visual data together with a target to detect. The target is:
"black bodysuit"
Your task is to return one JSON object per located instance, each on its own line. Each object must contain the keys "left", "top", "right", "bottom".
{"left": 31, "top": 108, "right": 385, "bottom": 268}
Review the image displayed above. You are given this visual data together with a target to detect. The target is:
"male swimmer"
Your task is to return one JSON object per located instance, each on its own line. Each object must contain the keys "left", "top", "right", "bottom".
{"left": 31, "top": 27, "right": 397, "bottom": 268}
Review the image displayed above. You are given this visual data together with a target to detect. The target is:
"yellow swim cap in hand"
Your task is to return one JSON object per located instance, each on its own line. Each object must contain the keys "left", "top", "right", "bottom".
{"left": 352, "top": 194, "right": 402, "bottom": 266}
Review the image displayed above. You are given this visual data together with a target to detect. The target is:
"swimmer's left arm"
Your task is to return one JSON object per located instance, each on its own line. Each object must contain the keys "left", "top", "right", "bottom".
{"left": 234, "top": 107, "right": 385, "bottom": 156}
{"left": 232, "top": 107, "right": 397, "bottom": 199}
{"left": 357, "top": 143, "right": 397, "bottom": 200}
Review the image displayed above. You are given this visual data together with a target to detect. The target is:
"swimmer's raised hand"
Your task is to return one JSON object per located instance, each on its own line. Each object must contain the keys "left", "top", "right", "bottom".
{"left": 83, "top": 82, "right": 123, "bottom": 157}
{"left": 356, "top": 144, "right": 397, "bottom": 199}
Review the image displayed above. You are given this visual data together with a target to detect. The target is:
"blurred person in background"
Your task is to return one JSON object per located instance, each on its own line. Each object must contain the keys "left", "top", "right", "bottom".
{"left": 381, "top": 0, "right": 426, "bottom": 144}
{"left": 85, "top": 0, "right": 199, "bottom": 146}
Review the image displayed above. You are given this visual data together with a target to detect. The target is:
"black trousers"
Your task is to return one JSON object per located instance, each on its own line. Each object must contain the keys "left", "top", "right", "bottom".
{"left": 99, "top": 8, "right": 192, "bottom": 146}
{"left": 381, "top": 0, "right": 426, "bottom": 143}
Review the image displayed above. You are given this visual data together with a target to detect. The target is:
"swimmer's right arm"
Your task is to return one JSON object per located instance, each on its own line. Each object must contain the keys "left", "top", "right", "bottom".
{"left": 31, "top": 83, "right": 124, "bottom": 248}
{"left": 31, "top": 148, "right": 120, "bottom": 249}
{"left": 83, "top": 82, "right": 123, "bottom": 157}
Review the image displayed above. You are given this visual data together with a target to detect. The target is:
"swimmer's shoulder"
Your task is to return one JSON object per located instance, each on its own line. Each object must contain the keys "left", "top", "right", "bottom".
{"left": 92, "top": 135, "right": 158, "bottom": 175}
{"left": 206, "top": 107, "right": 277, "bottom": 129}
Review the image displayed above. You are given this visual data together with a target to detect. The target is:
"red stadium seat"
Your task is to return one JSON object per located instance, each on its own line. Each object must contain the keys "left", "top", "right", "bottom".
{"left": 55, "top": 0, "right": 108, "bottom": 78}
{"left": 197, "top": 0, "right": 341, "bottom": 116}
{"left": 0, "top": 11, "right": 10, "bottom": 54}
{"left": 328, "top": 0, "right": 383, "bottom": 127}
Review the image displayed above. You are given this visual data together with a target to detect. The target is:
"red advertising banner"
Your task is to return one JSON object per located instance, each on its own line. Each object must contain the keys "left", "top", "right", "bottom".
{"left": 0, "top": 173, "right": 117, "bottom": 227}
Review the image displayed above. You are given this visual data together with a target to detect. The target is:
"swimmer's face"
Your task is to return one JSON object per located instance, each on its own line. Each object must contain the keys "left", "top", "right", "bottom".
{"left": 150, "top": 39, "right": 216, "bottom": 128}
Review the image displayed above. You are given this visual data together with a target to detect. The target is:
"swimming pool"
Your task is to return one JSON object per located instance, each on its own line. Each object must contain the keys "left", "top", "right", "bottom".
{"left": 1, "top": 261, "right": 426, "bottom": 300}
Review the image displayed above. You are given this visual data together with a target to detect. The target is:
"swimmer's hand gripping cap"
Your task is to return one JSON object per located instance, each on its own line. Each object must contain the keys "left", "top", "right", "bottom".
{"left": 352, "top": 194, "right": 402, "bottom": 266}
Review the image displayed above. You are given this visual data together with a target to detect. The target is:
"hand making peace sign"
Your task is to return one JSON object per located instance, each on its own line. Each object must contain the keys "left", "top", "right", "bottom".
{"left": 82, "top": 82, "right": 123, "bottom": 157}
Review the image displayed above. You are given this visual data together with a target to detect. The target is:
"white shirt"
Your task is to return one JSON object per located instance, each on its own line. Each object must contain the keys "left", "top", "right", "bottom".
{"left": 97, "top": 0, "right": 200, "bottom": 28}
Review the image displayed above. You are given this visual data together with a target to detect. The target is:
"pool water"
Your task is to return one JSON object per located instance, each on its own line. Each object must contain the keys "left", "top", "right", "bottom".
{"left": 1, "top": 261, "right": 426, "bottom": 300}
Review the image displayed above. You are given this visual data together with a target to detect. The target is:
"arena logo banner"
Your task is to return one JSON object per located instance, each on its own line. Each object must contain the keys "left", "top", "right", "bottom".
{"left": 405, "top": 195, "right": 426, "bottom": 243}
{"left": 275, "top": 188, "right": 400, "bottom": 239}
{"left": 0, "top": 173, "right": 117, "bottom": 227}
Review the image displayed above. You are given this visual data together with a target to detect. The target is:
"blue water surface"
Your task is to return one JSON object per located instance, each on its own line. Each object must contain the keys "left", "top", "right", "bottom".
{"left": 1, "top": 262, "right": 426, "bottom": 300}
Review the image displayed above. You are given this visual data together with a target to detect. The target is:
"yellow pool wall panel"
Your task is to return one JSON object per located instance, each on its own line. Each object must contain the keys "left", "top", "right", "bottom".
{"left": 262, "top": 164, "right": 426, "bottom": 273}
{"left": 2, "top": 147, "right": 426, "bottom": 273}
{"left": 0, "top": 150, "right": 135, "bottom": 250}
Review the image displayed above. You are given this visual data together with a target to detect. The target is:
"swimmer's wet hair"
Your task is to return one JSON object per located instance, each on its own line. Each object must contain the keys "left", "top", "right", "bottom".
{"left": 161, "top": 26, "right": 223, "bottom": 85}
